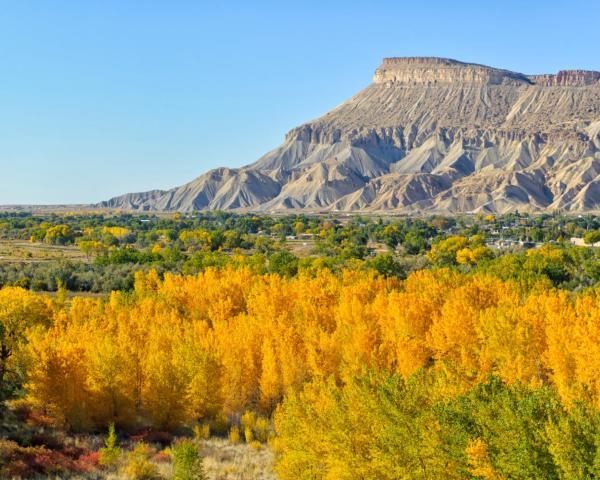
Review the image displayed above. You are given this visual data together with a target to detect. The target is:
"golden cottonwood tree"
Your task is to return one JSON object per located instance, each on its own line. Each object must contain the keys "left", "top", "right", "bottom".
{"left": 13, "top": 265, "right": 600, "bottom": 433}
{"left": 0, "top": 287, "right": 52, "bottom": 395}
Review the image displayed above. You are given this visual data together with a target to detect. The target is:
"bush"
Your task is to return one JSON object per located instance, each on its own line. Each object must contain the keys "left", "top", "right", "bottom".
{"left": 0, "top": 439, "right": 98, "bottom": 477}
{"left": 193, "top": 423, "right": 210, "bottom": 441}
{"left": 254, "top": 417, "right": 272, "bottom": 443}
{"left": 210, "top": 413, "right": 229, "bottom": 435}
{"left": 7, "top": 398, "right": 32, "bottom": 422}
{"left": 171, "top": 439, "right": 207, "bottom": 480}
{"left": 240, "top": 411, "right": 271, "bottom": 443}
{"left": 152, "top": 449, "right": 171, "bottom": 464}
{"left": 228, "top": 426, "right": 241, "bottom": 444}
{"left": 244, "top": 426, "right": 254, "bottom": 443}
{"left": 240, "top": 411, "right": 256, "bottom": 432}
{"left": 77, "top": 450, "right": 101, "bottom": 470}
{"left": 250, "top": 440, "right": 262, "bottom": 450}
{"left": 122, "top": 442, "right": 159, "bottom": 480}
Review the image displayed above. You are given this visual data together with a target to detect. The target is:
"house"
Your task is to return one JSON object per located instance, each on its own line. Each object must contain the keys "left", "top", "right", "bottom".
{"left": 298, "top": 233, "right": 315, "bottom": 240}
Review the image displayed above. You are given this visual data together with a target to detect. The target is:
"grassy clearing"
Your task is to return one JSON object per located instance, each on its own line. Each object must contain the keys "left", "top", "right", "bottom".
{"left": 0, "top": 240, "right": 87, "bottom": 264}
{"left": 94, "top": 438, "right": 275, "bottom": 480}
{"left": 104, "top": 439, "right": 275, "bottom": 480}
{"left": 1, "top": 434, "right": 274, "bottom": 480}
{"left": 2, "top": 400, "right": 275, "bottom": 479}
{"left": 195, "top": 438, "right": 274, "bottom": 480}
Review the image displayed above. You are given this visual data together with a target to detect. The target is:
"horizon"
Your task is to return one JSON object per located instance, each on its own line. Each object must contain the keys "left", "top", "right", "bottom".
{"left": 2, "top": 0, "right": 599, "bottom": 205}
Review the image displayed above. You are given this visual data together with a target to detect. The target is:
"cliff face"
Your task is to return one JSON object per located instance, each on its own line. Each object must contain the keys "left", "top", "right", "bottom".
{"left": 529, "top": 70, "right": 600, "bottom": 86}
{"left": 99, "top": 57, "right": 600, "bottom": 213}
{"left": 373, "top": 57, "right": 531, "bottom": 85}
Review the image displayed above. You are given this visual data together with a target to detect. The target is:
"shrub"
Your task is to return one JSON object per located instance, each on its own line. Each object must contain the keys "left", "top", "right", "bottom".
{"left": 0, "top": 438, "right": 20, "bottom": 457}
{"left": 77, "top": 450, "right": 101, "bottom": 470}
{"left": 0, "top": 439, "right": 26, "bottom": 477}
{"left": 254, "top": 417, "right": 272, "bottom": 443}
{"left": 152, "top": 449, "right": 171, "bottom": 464}
{"left": 240, "top": 411, "right": 271, "bottom": 443}
{"left": 250, "top": 440, "right": 262, "bottom": 450}
{"left": 60, "top": 445, "right": 87, "bottom": 460}
{"left": 193, "top": 423, "right": 210, "bottom": 440}
{"left": 210, "top": 413, "right": 229, "bottom": 435}
{"left": 122, "top": 442, "right": 159, "bottom": 480}
{"left": 25, "top": 409, "right": 55, "bottom": 428}
{"left": 1, "top": 441, "right": 46, "bottom": 476}
{"left": 0, "top": 440, "right": 96, "bottom": 477}
{"left": 7, "top": 398, "right": 32, "bottom": 422}
{"left": 99, "top": 423, "right": 121, "bottom": 467}
{"left": 241, "top": 411, "right": 256, "bottom": 432}
{"left": 171, "top": 439, "right": 207, "bottom": 480}
{"left": 244, "top": 426, "right": 254, "bottom": 443}
{"left": 228, "top": 426, "right": 241, "bottom": 444}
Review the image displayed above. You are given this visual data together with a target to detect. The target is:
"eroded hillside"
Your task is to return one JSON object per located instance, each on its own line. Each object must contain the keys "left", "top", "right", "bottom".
{"left": 100, "top": 57, "right": 600, "bottom": 213}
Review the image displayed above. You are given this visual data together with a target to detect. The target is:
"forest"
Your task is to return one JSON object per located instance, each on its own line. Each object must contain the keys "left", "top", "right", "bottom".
{"left": 3, "top": 211, "right": 600, "bottom": 478}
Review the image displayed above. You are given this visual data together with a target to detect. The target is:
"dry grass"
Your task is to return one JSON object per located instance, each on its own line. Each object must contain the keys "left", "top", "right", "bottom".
{"left": 285, "top": 239, "right": 317, "bottom": 258}
{"left": 58, "top": 438, "right": 275, "bottom": 480}
{"left": 0, "top": 239, "right": 87, "bottom": 264}
{"left": 199, "top": 438, "right": 275, "bottom": 480}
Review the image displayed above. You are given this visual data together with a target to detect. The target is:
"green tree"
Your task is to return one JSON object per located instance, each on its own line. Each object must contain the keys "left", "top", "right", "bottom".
{"left": 268, "top": 251, "right": 298, "bottom": 277}
{"left": 99, "top": 423, "right": 122, "bottom": 467}
{"left": 437, "top": 378, "right": 562, "bottom": 479}
{"left": 583, "top": 230, "right": 600, "bottom": 245}
{"left": 172, "top": 439, "right": 207, "bottom": 480}
{"left": 367, "top": 253, "right": 406, "bottom": 278}
{"left": 403, "top": 230, "right": 427, "bottom": 255}
{"left": 546, "top": 402, "right": 600, "bottom": 480}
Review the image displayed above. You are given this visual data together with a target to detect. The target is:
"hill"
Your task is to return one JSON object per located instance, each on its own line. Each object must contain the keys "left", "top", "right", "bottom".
{"left": 100, "top": 57, "right": 600, "bottom": 213}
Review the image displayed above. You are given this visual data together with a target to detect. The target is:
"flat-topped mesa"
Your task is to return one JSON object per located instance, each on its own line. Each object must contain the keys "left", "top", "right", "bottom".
{"left": 528, "top": 70, "right": 600, "bottom": 86}
{"left": 373, "top": 57, "right": 531, "bottom": 86}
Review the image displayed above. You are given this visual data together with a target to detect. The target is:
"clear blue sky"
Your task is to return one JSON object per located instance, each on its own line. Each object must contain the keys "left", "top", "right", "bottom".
{"left": 1, "top": 0, "right": 598, "bottom": 204}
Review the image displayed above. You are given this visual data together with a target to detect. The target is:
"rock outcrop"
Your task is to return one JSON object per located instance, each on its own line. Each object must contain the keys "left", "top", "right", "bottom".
{"left": 99, "top": 57, "right": 600, "bottom": 213}
{"left": 373, "top": 57, "right": 531, "bottom": 85}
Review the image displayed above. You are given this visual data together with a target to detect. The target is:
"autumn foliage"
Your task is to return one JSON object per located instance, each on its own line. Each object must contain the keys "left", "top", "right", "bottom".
{"left": 6, "top": 265, "right": 600, "bottom": 477}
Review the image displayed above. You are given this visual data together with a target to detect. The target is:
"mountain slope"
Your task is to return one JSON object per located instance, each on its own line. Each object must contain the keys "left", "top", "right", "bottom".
{"left": 99, "top": 57, "right": 600, "bottom": 213}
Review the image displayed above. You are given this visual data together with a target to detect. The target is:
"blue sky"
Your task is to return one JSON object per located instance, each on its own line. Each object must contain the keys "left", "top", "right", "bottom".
{"left": 0, "top": 1, "right": 598, "bottom": 204}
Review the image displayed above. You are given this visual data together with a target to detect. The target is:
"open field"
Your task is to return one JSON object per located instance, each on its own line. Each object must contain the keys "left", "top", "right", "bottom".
{"left": 0, "top": 240, "right": 88, "bottom": 264}
{"left": 198, "top": 439, "right": 274, "bottom": 480}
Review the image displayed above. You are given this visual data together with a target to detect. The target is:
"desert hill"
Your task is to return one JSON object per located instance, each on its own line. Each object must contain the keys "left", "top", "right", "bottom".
{"left": 100, "top": 57, "right": 600, "bottom": 213}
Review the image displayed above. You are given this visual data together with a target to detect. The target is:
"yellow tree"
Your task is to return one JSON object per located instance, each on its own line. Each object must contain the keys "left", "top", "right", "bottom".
{"left": 427, "top": 275, "right": 506, "bottom": 391}
{"left": 141, "top": 319, "right": 189, "bottom": 429}
{"left": 259, "top": 339, "right": 283, "bottom": 413}
{"left": 377, "top": 269, "right": 460, "bottom": 379}
{"left": 26, "top": 325, "right": 94, "bottom": 430}
{"left": 0, "top": 287, "right": 52, "bottom": 396}
{"left": 174, "top": 321, "right": 223, "bottom": 422}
